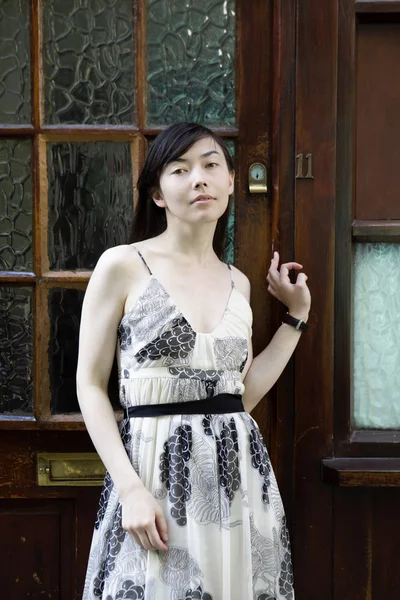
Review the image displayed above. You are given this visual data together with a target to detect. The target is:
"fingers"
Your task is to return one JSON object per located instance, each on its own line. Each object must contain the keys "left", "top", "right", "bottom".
{"left": 131, "top": 531, "right": 142, "bottom": 547}
{"left": 267, "top": 284, "right": 279, "bottom": 299}
{"left": 121, "top": 490, "right": 169, "bottom": 552}
{"left": 136, "top": 529, "right": 153, "bottom": 551}
{"left": 270, "top": 251, "right": 280, "bottom": 271}
{"left": 267, "top": 253, "right": 309, "bottom": 306}
{"left": 268, "top": 261, "right": 302, "bottom": 289}
{"left": 295, "top": 272, "right": 308, "bottom": 285}
{"left": 130, "top": 525, "right": 166, "bottom": 552}
{"left": 270, "top": 251, "right": 302, "bottom": 272}
{"left": 281, "top": 262, "right": 303, "bottom": 271}
{"left": 279, "top": 262, "right": 303, "bottom": 281}
{"left": 266, "top": 270, "right": 279, "bottom": 287}
{"left": 269, "top": 253, "right": 302, "bottom": 278}
{"left": 126, "top": 525, "right": 148, "bottom": 549}
{"left": 267, "top": 259, "right": 281, "bottom": 299}
{"left": 155, "top": 510, "right": 169, "bottom": 546}
{"left": 147, "top": 520, "right": 168, "bottom": 552}
{"left": 127, "top": 511, "right": 169, "bottom": 552}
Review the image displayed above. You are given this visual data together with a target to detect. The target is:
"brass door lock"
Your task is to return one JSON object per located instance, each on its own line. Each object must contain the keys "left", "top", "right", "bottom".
{"left": 249, "top": 163, "right": 268, "bottom": 193}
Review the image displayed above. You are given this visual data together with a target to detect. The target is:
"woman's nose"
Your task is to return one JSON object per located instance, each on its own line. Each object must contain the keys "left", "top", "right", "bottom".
{"left": 193, "top": 180, "right": 207, "bottom": 189}
{"left": 192, "top": 170, "right": 208, "bottom": 188}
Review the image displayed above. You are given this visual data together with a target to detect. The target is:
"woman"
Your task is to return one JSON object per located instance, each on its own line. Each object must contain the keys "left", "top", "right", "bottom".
{"left": 77, "top": 122, "right": 311, "bottom": 600}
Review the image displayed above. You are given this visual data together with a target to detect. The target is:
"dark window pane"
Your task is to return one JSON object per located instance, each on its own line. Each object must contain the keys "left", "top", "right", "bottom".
{"left": 49, "top": 288, "right": 119, "bottom": 414}
{"left": 0, "top": 139, "right": 33, "bottom": 271}
{"left": 0, "top": 286, "right": 33, "bottom": 414}
{"left": 43, "top": 0, "right": 135, "bottom": 125}
{"left": 147, "top": 0, "right": 236, "bottom": 126}
{"left": 0, "top": 0, "right": 31, "bottom": 124}
{"left": 47, "top": 142, "right": 133, "bottom": 270}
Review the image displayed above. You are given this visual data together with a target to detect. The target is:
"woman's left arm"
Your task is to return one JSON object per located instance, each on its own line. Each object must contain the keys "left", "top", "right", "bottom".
{"left": 242, "top": 251, "right": 311, "bottom": 413}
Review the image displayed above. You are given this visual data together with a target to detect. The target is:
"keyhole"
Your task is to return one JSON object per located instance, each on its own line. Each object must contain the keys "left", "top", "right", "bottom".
{"left": 255, "top": 173, "right": 260, "bottom": 179}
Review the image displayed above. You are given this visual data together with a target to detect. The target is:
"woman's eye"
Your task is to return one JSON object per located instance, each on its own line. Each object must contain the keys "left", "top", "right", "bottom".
{"left": 207, "top": 162, "right": 218, "bottom": 168}
{"left": 172, "top": 168, "right": 185, "bottom": 175}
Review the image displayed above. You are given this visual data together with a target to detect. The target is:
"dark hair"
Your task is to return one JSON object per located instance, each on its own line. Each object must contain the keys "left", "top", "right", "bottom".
{"left": 129, "top": 122, "right": 235, "bottom": 259}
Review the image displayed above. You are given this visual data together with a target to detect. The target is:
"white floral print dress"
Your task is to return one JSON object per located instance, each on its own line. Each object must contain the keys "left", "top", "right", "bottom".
{"left": 83, "top": 253, "right": 294, "bottom": 600}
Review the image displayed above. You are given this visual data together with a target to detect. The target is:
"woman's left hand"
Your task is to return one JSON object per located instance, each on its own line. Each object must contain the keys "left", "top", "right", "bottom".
{"left": 266, "top": 251, "right": 311, "bottom": 319}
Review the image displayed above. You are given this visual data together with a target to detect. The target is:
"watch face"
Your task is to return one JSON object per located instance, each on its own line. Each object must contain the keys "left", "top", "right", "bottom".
{"left": 251, "top": 165, "right": 265, "bottom": 181}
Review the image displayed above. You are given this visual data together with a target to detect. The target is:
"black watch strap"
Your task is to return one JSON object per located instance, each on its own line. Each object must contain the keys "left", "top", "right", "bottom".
{"left": 282, "top": 312, "right": 309, "bottom": 332}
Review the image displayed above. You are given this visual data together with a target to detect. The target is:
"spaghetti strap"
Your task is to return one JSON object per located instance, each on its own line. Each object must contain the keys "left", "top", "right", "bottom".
{"left": 131, "top": 245, "right": 153, "bottom": 276}
{"left": 227, "top": 263, "right": 235, "bottom": 288}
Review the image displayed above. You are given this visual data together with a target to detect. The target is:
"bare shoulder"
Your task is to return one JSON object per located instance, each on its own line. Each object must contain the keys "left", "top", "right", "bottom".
{"left": 91, "top": 244, "right": 142, "bottom": 284}
{"left": 229, "top": 264, "right": 251, "bottom": 302}
{"left": 94, "top": 244, "right": 134, "bottom": 273}
{"left": 84, "top": 245, "right": 142, "bottom": 308}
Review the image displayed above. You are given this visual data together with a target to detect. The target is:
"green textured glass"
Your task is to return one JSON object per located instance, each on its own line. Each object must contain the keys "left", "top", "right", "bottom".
{"left": 0, "top": 286, "right": 33, "bottom": 414}
{"left": 223, "top": 199, "right": 234, "bottom": 265}
{"left": 353, "top": 243, "right": 400, "bottom": 429}
{"left": 48, "top": 287, "right": 119, "bottom": 414}
{"left": 0, "top": 0, "right": 31, "bottom": 124}
{"left": 43, "top": 0, "right": 135, "bottom": 125}
{"left": 223, "top": 140, "right": 235, "bottom": 264}
{"left": 0, "top": 139, "right": 33, "bottom": 271}
{"left": 147, "top": 0, "right": 236, "bottom": 126}
{"left": 47, "top": 142, "right": 133, "bottom": 270}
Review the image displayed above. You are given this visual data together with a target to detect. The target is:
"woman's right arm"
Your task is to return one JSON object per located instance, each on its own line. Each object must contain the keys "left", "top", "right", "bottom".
{"left": 76, "top": 247, "right": 168, "bottom": 551}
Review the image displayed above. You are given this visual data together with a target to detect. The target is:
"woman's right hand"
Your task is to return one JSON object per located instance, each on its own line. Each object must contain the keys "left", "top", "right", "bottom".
{"left": 120, "top": 483, "right": 169, "bottom": 552}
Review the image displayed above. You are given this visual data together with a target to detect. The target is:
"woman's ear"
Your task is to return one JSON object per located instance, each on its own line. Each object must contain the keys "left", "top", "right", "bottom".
{"left": 151, "top": 188, "right": 166, "bottom": 208}
{"left": 228, "top": 170, "right": 235, "bottom": 195}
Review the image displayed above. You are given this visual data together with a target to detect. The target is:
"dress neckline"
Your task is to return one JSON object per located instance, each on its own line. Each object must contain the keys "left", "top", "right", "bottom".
{"left": 120, "top": 275, "right": 238, "bottom": 336}
{"left": 152, "top": 275, "right": 234, "bottom": 336}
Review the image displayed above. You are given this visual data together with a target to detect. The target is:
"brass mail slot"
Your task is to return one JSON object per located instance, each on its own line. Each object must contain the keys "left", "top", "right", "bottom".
{"left": 37, "top": 452, "right": 106, "bottom": 487}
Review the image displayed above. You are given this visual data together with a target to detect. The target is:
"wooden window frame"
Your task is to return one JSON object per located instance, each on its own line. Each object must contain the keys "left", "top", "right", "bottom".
{"left": 328, "top": 0, "right": 400, "bottom": 484}
{"left": 0, "top": 0, "right": 275, "bottom": 434}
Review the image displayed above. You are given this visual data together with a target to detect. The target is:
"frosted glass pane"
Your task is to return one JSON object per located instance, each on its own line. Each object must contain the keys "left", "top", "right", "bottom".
{"left": 43, "top": 0, "right": 135, "bottom": 125}
{"left": 0, "top": 139, "right": 33, "bottom": 271}
{"left": 0, "top": 286, "right": 33, "bottom": 415}
{"left": 147, "top": 0, "right": 236, "bottom": 126}
{"left": 0, "top": 0, "right": 31, "bottom": 124}
{"left": 353, "top": 243, "right": 400, "bottom": 429}
{"left": 47, "top": 142, "right": 134, "bottom": 270}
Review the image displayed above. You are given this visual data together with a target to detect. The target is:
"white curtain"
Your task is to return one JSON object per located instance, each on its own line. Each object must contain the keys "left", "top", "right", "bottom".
{"left": 353, "top": 243, "right": 400, "bottom": 429}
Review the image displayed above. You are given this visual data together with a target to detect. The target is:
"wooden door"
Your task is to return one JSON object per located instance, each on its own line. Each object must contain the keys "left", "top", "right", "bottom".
{"left": 0, "top": 1, "right": 285, "bottom": 597}
{"left": 288, "top": 1, "right": 400, "bottom": 598}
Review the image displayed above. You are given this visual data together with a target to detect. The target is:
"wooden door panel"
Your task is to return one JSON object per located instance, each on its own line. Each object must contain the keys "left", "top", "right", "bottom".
{"left": 371, "top": 489, "right": 400, "bottom": 596}
{"left": 272, "top": 0, "right": 297, "bottom": 522}
{"left": 333, "top": 488, "right": 371, "bottom": 600}
{"left": 333, "top": 488, "right": 400, "bottom": 599}
{"left": 336, "top": 2, "right": 400, "bottom": 457}
{"left": 293, "top": 0, "right": 337, "bottom": 597}
{"left": 307, "top": 2, "right": 400, "bottom": 599}
{"left": 0, "top": 2, "right": 275, "bottom": 598}
{"left": 0, "top": 432, "right": 99, "bottom": 599}
{"left": 356, "top": 21, "right": 400, "bottom": 219}
{"left": 236, "top": 0, "right": 273, "bottom": 440}
{"left": 1, "top": 499, "right": 74, "bottom": 599}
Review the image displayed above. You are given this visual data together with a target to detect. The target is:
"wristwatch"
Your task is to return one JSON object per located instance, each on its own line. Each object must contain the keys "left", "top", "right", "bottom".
{"left": 282, "top": 312, "right": 309, "bottom": 332}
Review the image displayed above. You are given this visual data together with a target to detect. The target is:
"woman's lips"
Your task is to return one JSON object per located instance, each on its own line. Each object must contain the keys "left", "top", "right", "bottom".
{"left": 194, "top": 198, "right": 213, "bottom": 204}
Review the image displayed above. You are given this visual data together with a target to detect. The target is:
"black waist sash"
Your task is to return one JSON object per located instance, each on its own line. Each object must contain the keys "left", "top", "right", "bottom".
{"left": 123, "top": 393, "right": 244, "bottom": 419}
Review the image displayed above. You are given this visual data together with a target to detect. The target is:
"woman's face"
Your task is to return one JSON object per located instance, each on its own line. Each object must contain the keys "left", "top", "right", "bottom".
{"left": 152, "top": 137, "right": 234, "bottom": 227}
